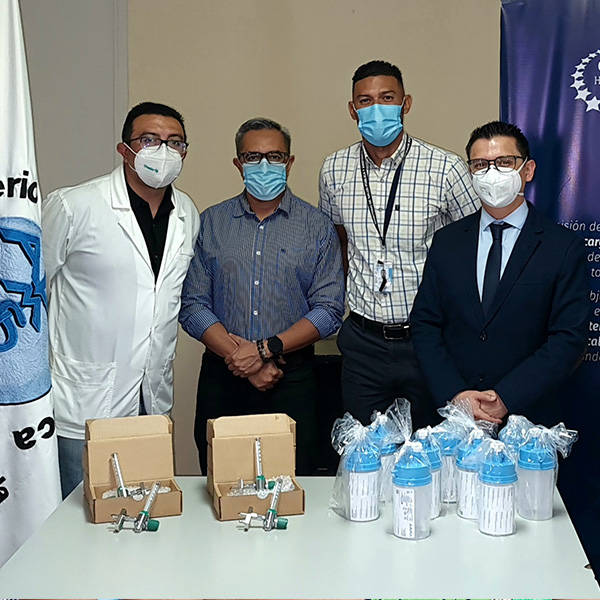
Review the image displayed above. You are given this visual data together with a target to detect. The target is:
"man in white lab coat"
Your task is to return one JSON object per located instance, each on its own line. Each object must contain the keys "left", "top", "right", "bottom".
{"left": 42, "top": 102, "right": 200, "bottom": 497}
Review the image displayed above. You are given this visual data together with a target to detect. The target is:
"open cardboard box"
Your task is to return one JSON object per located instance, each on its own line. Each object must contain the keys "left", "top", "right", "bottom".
{"left": 83, "top": 414, "right": 182, "bottom": 524}
{"left": 206, "top": 413, "right": 305, "bottom": 521}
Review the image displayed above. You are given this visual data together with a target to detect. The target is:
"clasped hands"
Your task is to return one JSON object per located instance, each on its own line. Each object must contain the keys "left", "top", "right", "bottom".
{"left": 452, "top": 389, "right": 508, "bottom": 424}
{"left": 224, "top": 333, "right": 283, "bottom": 392}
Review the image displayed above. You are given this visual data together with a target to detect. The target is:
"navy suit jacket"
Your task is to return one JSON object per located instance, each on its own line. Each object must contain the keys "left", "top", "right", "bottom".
{"left": 410, "top": 202, "right": 589, "bottom": 426}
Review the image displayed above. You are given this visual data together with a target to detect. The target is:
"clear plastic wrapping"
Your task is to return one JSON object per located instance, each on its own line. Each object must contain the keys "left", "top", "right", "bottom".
{"left": 330, "top": 413, "right": 381, "bottom": 521}
{"left": 433, "top": 400, "right": 497, "bottom": 503}
{"left": 411, "top": 426, "right": 443, "bottom": 518}
{"left": 478, "top": 440, "right": 517, "bottom": 536}
{"left": 391, "top": 441, "right": 432, "bottom": 540}
{"left": 368, "top": 398, "right": 412, "bottom": 504}
{"left": 498, "top": 414, "right": 536, "bottom": 459}
{"left": 515, "top": 422, "right": 578, "bottom": 520}
{"left": 455, "top": 429, "right": 491, "bottom": 519}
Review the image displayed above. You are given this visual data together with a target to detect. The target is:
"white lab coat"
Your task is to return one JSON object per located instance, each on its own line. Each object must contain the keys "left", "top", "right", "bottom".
{"left": 42, "top": 166, "right": 200, "bottom": 439}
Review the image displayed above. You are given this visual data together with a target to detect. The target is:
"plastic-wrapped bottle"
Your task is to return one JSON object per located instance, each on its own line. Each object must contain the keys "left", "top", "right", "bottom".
{"left": 432, "top": 429, "right": 461, "bottom": 503}
{"left": 498, "top": 414, "right": 534, "bottom": 458}
{"left": 413, "top": 428, "right": 442, "bottom": 519}
{"left": 456, "top": 429, "right": 486, "bottom": 520}
{"left": 478, "top": 440, "right": 517, "bottom": 536}
{"left": 392, "top": 441, "right": 432, "bottom": 540}
{"left": 516, "top": 428, "right": 556, "bottom": 521}
{"left": 344, "top": 444, "right": 381, "bottom": 522}
{"left": 369, "top": 422, "right": 398, "bottom": 503}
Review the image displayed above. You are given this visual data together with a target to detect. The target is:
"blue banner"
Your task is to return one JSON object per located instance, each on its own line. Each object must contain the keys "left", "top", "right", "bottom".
{"left": 501, "top": 0, "right": 600, "bottom": 573}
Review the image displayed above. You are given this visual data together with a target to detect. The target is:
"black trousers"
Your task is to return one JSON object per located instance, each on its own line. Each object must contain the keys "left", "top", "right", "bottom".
{"left": 336, "top": 316, "right": 440, "bottom": 431}
{"left": 194, "top": 350, "right": 317, "bottom": 476}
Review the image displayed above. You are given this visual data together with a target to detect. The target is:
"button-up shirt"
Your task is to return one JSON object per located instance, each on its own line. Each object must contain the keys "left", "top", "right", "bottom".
{"left": 319, "top": 134, "right": 479, "bottom": 323}
{"left": 127, "top": 177, "right": 174, "bottom": 280}
{"left": 179, "top": 188, "right": 345, "bottom": 342}
{"left": 476, "top": 200, "right": 529, "bottom": 298}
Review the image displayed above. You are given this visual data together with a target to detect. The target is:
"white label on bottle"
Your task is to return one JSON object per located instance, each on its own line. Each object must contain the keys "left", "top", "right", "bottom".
{"left": 348, "top": 471, "right": 379, "bottom": 521}
{"left": 393, "top": 486, "right": 416, "bottom": 538}
{"left": 479, "top": 482, "right": 515, "bottom": 535}
{"left": 380, "top": 453, "right": 395, "bottom": 502}
{"left": 442, "top": 454, "right": 457, "bottom": 502}
{"left": 431, "top": 468, "right": 441, "bottom": 518}
{"left": 458, "top": 469, "right": 478, "bottom": 519}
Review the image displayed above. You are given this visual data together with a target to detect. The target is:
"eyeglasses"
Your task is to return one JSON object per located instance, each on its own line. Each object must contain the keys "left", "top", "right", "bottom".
{"left": 238, "top": 151, "right": 290, "bottom": 165}
{"left": 468, "top": 155, "right": 527, "bottom": 174}
{"left": 129, "top": 136, "right": 189, "bottom": 155}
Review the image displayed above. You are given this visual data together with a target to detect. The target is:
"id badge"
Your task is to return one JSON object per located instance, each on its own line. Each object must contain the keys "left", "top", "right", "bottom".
{"left": 374, "top": 259, "right": 393, "bottom": 294}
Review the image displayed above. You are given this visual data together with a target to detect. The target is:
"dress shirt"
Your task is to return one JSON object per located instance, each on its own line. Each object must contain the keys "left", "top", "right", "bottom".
{"left": 319, "top": 134, "right": 479, "bottom": 324}
{"left": 476, "top": 200, "right": 529, "bottom": 299}
{"left": 126, "top": 176, "right": 174, "bottom": 280}
{"left": 179, "top": 188, "right": 345, "bottom": 343}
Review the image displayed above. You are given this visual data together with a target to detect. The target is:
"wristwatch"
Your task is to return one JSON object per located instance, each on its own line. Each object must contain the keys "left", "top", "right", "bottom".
{"left": 266, "top": 335, "right": 284, "bottom": 360}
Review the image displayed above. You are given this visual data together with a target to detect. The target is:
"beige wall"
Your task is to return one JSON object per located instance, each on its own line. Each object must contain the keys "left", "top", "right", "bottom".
{"left": 129, "top": 0, "right": 501, "bottom": 474}
{"left": 21, "top": 0, "right": 128, "bottom": 196}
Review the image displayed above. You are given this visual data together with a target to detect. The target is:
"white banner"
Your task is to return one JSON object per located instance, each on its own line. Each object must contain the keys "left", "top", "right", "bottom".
{"left": 0, "top": 0, "right": 60, "bottom": 568}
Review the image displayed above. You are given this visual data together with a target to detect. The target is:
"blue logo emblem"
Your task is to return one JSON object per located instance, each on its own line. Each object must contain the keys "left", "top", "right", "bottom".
{"left": 0, "top": 217, "right": 51, "bottom": 404}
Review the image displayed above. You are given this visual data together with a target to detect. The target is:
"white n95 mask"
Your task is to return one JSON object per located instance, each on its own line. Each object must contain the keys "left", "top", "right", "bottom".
{"left": 472, "top": 160, "right": 527, "bottom": 209}
{"left": 126, "top": 143, "right": 183, "bottom": 189}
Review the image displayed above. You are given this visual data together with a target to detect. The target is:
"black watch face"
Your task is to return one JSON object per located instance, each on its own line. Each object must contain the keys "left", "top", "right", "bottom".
{"left": 268, "top": 336, "right": 283, "bottom": 355}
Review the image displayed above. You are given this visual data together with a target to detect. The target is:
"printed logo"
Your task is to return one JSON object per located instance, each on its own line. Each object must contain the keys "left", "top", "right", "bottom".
{"left": 571, "top": 48, "right": 600, "bottom": 112}
{"left": 0, "top": 217, "right": 51, "bottom": 404}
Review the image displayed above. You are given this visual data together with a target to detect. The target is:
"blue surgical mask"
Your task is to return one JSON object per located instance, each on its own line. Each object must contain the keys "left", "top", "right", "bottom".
{"left": 243, "top": 159, "right": 287, "bottom": 201}
{"left": 356, "top": 103, "right": 404, "bottom": 147}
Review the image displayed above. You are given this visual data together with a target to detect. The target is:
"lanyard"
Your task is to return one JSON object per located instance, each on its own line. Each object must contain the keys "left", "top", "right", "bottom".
{"left": 359, "top": 136, "right": 412, "bottom": 249}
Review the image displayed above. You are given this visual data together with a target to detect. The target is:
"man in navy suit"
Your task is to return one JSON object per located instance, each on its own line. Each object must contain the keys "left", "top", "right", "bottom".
{"left": 410, "top": 121, "right": 588, "bottom": 426}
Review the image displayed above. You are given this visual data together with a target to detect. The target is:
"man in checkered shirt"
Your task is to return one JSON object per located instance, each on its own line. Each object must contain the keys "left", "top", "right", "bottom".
{"left": 319, "top": 60, "right": 479, "bottom": 429}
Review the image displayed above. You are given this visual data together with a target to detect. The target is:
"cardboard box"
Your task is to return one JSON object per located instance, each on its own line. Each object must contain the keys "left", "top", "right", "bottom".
{"left": 83, "top": 414, "right": 182, "bottom": 524}
{"left": 207, "top": 413, "right": 305, "bottom": 521}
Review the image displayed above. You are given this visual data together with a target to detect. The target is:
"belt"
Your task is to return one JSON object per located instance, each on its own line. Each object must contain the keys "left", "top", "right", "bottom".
{"left": 205, "top": 344, "right": 314, "bottom": 368}
{"left": 349, "top": 311, "right": 411, "bottom": 340}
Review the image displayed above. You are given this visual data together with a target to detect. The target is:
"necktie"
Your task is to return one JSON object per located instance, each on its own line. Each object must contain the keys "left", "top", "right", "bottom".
{"left": 482, "top": 222, "right": 511, "bottom": 316}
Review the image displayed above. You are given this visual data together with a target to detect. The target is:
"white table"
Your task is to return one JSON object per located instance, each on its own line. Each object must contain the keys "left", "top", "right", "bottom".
{"left": 0, "top": 477, "right": 598, "bottom": 599}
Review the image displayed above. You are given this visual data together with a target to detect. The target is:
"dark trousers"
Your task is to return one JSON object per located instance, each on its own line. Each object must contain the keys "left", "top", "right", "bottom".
{"left": 194, "top": 350, "right": 317, "bottom": 476}
{"left": 336, "top": 316, "right": 440, "bottom": 431}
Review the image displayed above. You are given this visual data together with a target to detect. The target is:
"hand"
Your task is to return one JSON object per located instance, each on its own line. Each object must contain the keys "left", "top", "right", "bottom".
{"left": 452, "top": 390, "right": 503, "bottom": 424}
{"left": 248, "top": 361, "right": 283, "bottom": 392}
{"left": 478, "top": 389, "right": 509, "bottom": 421}
{"left": 225, "top": 334, "right": 263, "bottom": 377}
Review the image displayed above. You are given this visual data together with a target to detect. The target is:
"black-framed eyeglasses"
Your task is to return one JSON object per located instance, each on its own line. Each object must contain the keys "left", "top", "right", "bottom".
{"left": 238, "top": 151, "right": 290, "bottom": 165}
{"left": 129, "top": 136, "right": 189, "bottom": 155}
{"left": 468, "top": 155, "right": 527, "bottom": 174}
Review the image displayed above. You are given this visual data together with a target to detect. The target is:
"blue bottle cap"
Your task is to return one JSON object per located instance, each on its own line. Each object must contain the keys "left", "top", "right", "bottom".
{"left": 498, "top": 416, "right": 530, "bottom": 452}
{"left": 412, "top": 429, "right": 442, "bottom": 470}
{"left": 369, "top": 422, "right": 398, "bottom": 456}
{"left": 456, "top": 430, "right": 485, "bottom": 471}
{"left": 344, "top": 444, "right": 381, "bottom": 473}
{"left": 432, "top": 429, "right": 462, "bottom": 456}
{"left": 392, "top": 441, "right": 432, "bottom": 487}
{"left": 381, "top": 442, "right": 398, "bottom": 456}
{"left": 479, "top": 441, "right": 517, "bottom": 485}
{"left": 518, "top": 434, "right": 557, "bottom": 471}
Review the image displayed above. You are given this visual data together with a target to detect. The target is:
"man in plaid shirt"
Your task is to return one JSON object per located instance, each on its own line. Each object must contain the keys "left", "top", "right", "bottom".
{"left": 319, "top": 60, "right": 479, "bottom": 429}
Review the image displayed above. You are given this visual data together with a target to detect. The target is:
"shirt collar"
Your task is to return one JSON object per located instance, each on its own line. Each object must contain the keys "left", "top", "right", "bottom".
{"left": 233, "top": 187, "right": 292, "bottom": 218}
{"left": 361, "top": 133, "right": 409, "bottom": 169}
{"left": 480, "top": 199, "right": 529, "bottom": 233}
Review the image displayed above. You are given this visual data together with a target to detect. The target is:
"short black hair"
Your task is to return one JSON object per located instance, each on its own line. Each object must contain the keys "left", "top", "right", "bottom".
{"left": 465, "top": 121, "right": 530, "bottom": 159}
{"left": 235, "top": 117, "right": 291, "bottom": 154}
{"left": 121, "top": 102, "right": 186, "bottom": 142}
{"left": 352, "top": 60, "right": 404, "bottom": 91}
